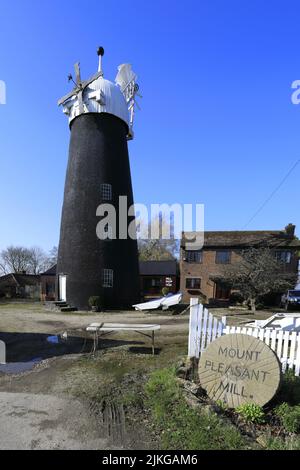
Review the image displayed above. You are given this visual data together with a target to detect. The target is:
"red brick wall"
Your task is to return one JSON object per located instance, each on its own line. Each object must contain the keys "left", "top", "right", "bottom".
{"left": 180, "top": 247, "right": 299, "bottom": 304}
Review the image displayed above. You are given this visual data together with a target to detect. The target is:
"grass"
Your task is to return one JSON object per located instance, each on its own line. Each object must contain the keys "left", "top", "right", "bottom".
{"left": 276, "top": 369, "right": 300, "bottom": 406}
{"left": 266, "top": 436, "right": 300, "bottom": 450}
{"left": 144, "top": 367, "right": 250, "bottom": 450}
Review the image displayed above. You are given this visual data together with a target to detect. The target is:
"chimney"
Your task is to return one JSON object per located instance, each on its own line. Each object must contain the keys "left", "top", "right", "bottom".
{"left": 285, "top": 223, "right": 296, "bottom": 238}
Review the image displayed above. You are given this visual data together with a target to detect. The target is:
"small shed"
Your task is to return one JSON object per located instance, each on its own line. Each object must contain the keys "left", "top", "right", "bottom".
{"left": 139, "top": 260, "right": 179, "bottom": 300}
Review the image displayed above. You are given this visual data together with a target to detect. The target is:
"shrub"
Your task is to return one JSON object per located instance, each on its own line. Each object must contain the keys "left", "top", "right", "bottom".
{"left": 215, "top": 399, "right": 229, "bottom": 411}
{"left": 275, "top": 402, "right": 300, "bottom": 433}
{"left": 277, "top": 370, "right": 300, "bottom": 406}
{"left": 275, "top": 402, "right": 290, "bottom": 419}
{"left": 229, "top": 292, "right": 244, "bottom": 305}
{"left": 88, "top": 296, "right": 102, "bottom": 310}
{"left": 161, "top": 287, "right": 169, "bottom": 296}
{"left": 236, "top": 403, "right": 265, "bottom": 424}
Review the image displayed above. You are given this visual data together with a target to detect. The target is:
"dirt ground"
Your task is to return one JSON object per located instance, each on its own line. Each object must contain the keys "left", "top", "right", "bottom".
{"left": 0, "top": 301, "right": 276, "bottom": 450}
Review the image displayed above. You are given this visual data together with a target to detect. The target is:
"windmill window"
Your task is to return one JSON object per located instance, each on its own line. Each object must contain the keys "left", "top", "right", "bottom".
{"left": 101, "top": 183, "right": 112, "bottom": 201}
{"left": 102, "top": 269, "right": 113, "bottom": 288}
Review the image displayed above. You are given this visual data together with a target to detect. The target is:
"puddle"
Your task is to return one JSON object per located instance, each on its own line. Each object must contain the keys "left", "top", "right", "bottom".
{"left": 0, "top": 357, "right": 43, "bottom": 374}
{"left": 47, "top": 335, "right": 59, "bottom": 344}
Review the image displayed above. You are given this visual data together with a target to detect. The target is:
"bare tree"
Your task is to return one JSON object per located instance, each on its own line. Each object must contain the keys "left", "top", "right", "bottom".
{"left": 0, "top": 246, "right": 32, "bottom": 274}
{"left": 47, "top": 246, "right": 58, "bottom": 266}
{"left": 28, "top": 246, "right": 49, "bottom": 274}
{"left": 0, "top": 245, "right": 58, "bottom": 275}
{"left": 138, "top": 215, "right": 179, "bottom": 261}
{"left": 218, "top": 247, "right": 297, "bottom": 312}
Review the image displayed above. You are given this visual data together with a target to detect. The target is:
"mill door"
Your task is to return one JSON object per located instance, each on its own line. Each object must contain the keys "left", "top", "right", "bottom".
{"left": 59, "top": 275, "right": 67, "bottom": 302}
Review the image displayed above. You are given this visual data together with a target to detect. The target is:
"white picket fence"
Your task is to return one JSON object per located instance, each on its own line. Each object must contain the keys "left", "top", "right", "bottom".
{"left": 188, "top": 298, "right": 227, "bottom": 358}
{"left": 188, "top": 298, "right": 300, "bottom": 376}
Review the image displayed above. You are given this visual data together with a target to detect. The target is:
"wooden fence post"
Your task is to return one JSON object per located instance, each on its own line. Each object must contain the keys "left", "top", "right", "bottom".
{"left": 188, "top": 298, "right": 199, "bottom": 358}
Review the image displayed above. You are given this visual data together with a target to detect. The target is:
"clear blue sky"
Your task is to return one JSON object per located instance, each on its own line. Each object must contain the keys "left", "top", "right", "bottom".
{"left": 0, "top": 0, "right": 300, "bottom": 252}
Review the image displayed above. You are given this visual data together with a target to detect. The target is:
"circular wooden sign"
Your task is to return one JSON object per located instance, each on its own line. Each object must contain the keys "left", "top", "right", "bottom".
{"left": 198, "top": 334, "right": 281, "bottom": 408}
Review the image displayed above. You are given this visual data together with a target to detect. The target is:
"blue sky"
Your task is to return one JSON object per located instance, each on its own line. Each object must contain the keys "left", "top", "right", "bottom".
{"left": 0, "top": 0, "right": 300, "bottom": 251}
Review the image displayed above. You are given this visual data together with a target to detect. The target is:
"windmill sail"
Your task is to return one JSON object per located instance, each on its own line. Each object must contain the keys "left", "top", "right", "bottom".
{"left": 115, "top": 64, "right": 137, "bottom": 94}
{"left": 115, "top": 64, "right": 140, "bottom": 138}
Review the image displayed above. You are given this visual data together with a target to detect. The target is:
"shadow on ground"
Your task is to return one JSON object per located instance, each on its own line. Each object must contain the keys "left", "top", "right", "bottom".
{"left": 0, "top": 331, "right": 145, "bottom": 363}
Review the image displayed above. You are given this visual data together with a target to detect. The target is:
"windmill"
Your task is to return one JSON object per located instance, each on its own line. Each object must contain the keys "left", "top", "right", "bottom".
{"left": 56, "top": 47, "right": 141, "bottom": 309}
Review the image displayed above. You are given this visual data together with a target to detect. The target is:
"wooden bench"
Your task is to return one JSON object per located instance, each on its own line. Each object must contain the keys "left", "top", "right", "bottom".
{"left": 85, "top": 323, "right": 161, "bottom": 355}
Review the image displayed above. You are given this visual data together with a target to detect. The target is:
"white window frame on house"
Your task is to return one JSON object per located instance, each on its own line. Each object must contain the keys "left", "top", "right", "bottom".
{"left": 185, "top": 277, "right": 201, "bottom": 289}
{"left": 184, "top": 250, "right": 203, "bottom": 263}
{"left": 102, "top": 268, "right": 113, "bottom": 288}
{"left": 101, "top": 183, "right": 112, "bottom": 201}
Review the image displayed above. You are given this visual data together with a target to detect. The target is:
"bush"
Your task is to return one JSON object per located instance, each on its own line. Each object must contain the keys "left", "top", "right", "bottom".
{"left": 236, "top": 403, "right": 265, "bottom": 424}
{"left": 275, "top": 402, "right": 300, "bottom": 433}
{"left": 88, "top": 296, "right": 102, "bottom": 310}
{"left": 277, "top": 369, "right": 300, "bottom": 405}
{"left": 161, "top": 287, "right": 169, "bottom": 296}
{"left": 229, "top": 292, "right": 244, "bottom": 305}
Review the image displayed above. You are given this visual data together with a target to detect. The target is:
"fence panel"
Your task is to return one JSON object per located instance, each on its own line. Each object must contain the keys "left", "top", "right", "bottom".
{"left": 188, "top": 298, "right": 300, "bottom": 376}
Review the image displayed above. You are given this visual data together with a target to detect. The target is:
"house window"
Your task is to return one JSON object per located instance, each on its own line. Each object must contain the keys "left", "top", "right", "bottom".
{"left": 215, "top": 283, "right": 231, "bottom": 300}
{"left": 102, "top": 269, "right": 113, "bottom": 288}
{"left": 184, "top": 250, "right": 203, "bottom": 263}
{"left": 101, "top": 183, "right": 112, "bottom": 200}
{"left": 275, "top": 251, "right": 292, "bottom": 264}
{"left": 151, "top": 277, "right": 163, "bottom": 287}
{"left": 143, "top": 277, "right": 163, "bottom": 291}
{"left": 186, "top": 278, "right": 201, "bottom": 289}
{"left": 215, "top": 250, "right": 231, "bottom": 264}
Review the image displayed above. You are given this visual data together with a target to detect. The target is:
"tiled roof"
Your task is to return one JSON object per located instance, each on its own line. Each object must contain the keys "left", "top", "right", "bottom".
{"left": 182, "top": 229, "right": 300, "bottom": 249}
{"left": 0, "top": 273, "right": 40, "bottom": 287}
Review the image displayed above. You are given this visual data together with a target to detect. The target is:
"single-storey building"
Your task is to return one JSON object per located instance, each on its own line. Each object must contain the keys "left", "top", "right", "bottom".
{"left": 40, "top": 260, "right": 179, "bottom": 303}
{"left": 139, "top": 260, "right": 179, "bottom": 300}
{"left": 180, "top": 224, "right": 300, "bottom": 304}
{"left": 0, "top": 273, "right": 40, "bottom": 299}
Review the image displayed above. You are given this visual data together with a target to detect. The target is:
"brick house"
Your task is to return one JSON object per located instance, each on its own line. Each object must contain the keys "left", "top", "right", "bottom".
{"left": 180, "top": 224, "right": 300, "bottom": 304}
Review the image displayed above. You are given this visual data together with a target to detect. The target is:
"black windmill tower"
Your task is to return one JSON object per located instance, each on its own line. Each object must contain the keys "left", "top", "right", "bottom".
{"left": 56, "top": 48, "right": 140, "bottom": 309}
